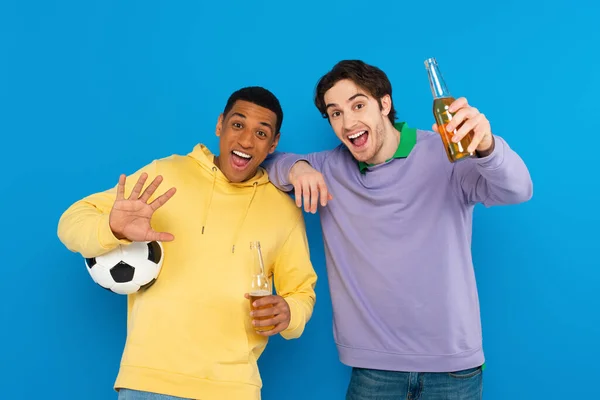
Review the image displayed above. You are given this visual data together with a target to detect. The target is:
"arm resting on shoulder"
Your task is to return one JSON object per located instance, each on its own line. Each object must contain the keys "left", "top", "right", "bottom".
{"left": 262, "top": 150, "right": 331, "bottom": 192}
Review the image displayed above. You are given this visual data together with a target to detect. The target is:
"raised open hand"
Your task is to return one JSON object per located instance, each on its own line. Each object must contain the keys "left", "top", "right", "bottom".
{"left": 109, "top": 173, "right": 177, "bottom": 242}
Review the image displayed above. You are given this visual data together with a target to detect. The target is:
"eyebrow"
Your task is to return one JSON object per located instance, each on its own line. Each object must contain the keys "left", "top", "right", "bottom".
{"left": 259, "top": 121, "right": 273, "bottom": 131}
{"left": 325, "top": 93, "right": 369, "bottom": 110}
{"left": 231, "top": 112, "right": 273, "bottom": 131}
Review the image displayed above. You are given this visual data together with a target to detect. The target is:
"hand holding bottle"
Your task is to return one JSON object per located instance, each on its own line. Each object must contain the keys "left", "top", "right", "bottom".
{"left": 431, "top": 97, "right": 494, "bottom": 154}
{"left": 425, "top": 57, "right": 495, "bottom": 161}
{"left": 245, "top": 293, "right": 291, "bottom": 336}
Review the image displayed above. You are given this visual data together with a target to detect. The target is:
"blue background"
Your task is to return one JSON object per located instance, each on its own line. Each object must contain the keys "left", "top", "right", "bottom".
{"left": 2, "top": 0, "right": 599, "bottom": 398}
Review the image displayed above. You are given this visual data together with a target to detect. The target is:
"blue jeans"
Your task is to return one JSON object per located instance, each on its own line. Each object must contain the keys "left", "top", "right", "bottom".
{"left": 346, "top": 366, "right": 483, "bottom": 400}
{"left": 117, "top": 388, "right": 191, "bottom": 400}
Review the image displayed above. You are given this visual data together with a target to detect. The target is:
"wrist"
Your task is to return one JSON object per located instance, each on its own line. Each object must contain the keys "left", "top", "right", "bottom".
{"left": 99, "top": 214, "right": 131, "bottom": 248}
{"left": 288, "top": 160, "right": 309, "bottom": 183}
{"left": 109, "top": 221, "right": 126, "bottom": 240}
{"left": 476, "top": 135, "right": 495, "bottom": 158}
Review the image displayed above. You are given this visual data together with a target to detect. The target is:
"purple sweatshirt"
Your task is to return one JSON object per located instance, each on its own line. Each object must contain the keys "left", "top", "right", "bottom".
{"left": 263, "top": 128, "right": 533, "bottom": 372}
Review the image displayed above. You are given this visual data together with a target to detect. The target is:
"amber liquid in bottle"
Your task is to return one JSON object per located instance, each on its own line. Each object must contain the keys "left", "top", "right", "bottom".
{"left": 426, "top": 58, "right": 474, "bottom": 162}
{"left": 249, "top": 241, "right": 275, "bottom": 332}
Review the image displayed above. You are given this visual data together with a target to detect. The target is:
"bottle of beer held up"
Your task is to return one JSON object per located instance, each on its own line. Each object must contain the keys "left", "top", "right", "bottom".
{"left": 424, "top": 57, "right": 475, "bottom": 163}
{"left": 249, "top": 241, "right": 274, "bottom": 332}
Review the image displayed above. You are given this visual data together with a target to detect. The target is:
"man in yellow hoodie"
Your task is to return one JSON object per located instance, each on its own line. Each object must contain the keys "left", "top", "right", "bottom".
{"left": 57, "top": 86, "right": 318, "bottom": 400}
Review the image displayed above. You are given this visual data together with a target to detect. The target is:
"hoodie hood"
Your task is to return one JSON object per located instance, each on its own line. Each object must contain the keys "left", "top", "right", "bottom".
{"left": 187, "top": 144, "right": 271, "bottom": 253}
{"left": 188, "top": 144, "right": 271, "bottom": 188}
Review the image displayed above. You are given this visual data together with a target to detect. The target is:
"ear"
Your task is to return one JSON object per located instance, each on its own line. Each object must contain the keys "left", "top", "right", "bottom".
{"left": 269, "top": 132, "right": 281, "bottom": 154}
{"left": 380, "top": 94, "right": 392, "bottom": 117}
{"left": 215, "top": 114, "right": 224, "bottom": 137}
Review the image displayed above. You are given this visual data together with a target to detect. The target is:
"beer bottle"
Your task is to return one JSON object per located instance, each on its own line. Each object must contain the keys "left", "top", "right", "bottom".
{"left": 424, "top": 57, "right": 474, "bottom": 162}
{"left": 248, "top": 241, "right": 274, "bottom": 332}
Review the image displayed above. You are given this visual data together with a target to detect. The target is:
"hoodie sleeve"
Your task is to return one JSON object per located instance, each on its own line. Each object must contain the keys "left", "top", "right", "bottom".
{"left": 57, "top": 161, "right": 159, "bottom": 259}
{"left": 273, "top": 213, "right": 318, "bottom": 340}
{"left": 262, "top": 150, "right": 332, "bottom": 192}
{"left": 450, "top": 135, "right": 533, "bottom": 206}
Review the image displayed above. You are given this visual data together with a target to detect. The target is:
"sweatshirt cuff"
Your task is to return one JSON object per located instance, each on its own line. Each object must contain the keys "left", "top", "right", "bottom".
{"left": 280, "top": 296, "right": 306, "bottom": 340}
{"left": 475, "top": 135, "right": 505, "bottom": 170}
{"left": 98, "top": 213, "right": 132, "bottom": 250}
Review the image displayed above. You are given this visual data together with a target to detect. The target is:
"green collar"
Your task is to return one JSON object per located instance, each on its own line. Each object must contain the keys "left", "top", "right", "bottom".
{"left": 358, "top": 122, "right": 416, "bottom": 173}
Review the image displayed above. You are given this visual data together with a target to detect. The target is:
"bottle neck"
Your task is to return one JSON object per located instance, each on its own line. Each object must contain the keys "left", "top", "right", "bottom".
{"left": 425, "top": 58, "right": 451, "bottom": 99}
{"left": 251, "top": 241, "right": 266, "bottom": 276}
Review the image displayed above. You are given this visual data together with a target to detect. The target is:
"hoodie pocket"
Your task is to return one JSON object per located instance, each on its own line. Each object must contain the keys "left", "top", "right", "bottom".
{"left": 192, "top": 300, "right": 257, "bottom": 384}
{"left": 197, "top": 301, "right": 251, "bottom": 365}
{"left": 122, "top": 293, "right": 251, "bottom": 380}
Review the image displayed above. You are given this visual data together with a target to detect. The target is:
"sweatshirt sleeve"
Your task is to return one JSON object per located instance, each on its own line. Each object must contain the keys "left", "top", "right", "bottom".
{"left": 450, "top": 135, "right": 533, "bottom": 206}
{"left": 262, "top": 150, "right": 332, "bottom": 192}
{"left": 57, "top": 161, "right": 159, "bottom": 259}
{"left": 273, "top": 213, "right": 318, "bottom": 340}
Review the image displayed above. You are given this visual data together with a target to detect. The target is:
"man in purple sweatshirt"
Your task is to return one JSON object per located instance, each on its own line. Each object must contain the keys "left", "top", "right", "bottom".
{"left": 263, "top": 60, "right": 532, "bottom": 399}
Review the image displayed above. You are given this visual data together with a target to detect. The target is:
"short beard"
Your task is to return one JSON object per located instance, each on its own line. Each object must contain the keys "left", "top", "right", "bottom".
{"left": 362, "top": 121, "right": 386, "bottom": 164}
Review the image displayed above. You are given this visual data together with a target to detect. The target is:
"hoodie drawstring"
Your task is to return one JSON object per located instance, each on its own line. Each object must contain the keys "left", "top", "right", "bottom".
{"left": 231, "top": 181, "right": 258, "bottom": 254}
{"left": 200, "top": 168, "right": 259, "bottom": 254}
{"left": 201, "top": 167, "right": 217, "bottom": 234}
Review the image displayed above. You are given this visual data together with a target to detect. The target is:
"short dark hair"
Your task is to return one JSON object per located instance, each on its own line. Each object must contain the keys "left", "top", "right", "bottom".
{"left": 223, "top": 86, "right": 284, "bottom": 133}
{"left": 314, "top": 60, "right": 397, "bottom": 125}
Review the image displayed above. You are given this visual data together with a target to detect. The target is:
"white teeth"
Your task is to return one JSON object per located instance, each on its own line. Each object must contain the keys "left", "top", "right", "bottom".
{"left": 348, "top": 130, "right": 366, "bottom": 139}
{"left": 233, "top": 150, "right": 251, "bottom": 159}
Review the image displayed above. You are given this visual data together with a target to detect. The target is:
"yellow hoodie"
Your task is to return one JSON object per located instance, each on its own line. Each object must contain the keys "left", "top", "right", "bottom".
{"left": 57, "top": 144, "right": 317, "bottom": 400}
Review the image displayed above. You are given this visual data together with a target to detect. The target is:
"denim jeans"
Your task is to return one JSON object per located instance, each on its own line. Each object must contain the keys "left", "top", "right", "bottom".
{"left": 346, "top": 366, "right": 483, "bottom": 400}
{"left": 117, "top": 388, "right": 192, "bottom": 400}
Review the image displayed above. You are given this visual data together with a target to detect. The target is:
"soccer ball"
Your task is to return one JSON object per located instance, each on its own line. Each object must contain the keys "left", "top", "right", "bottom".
{"left": 84, "top": 241, "right": 164, "bottom": 295}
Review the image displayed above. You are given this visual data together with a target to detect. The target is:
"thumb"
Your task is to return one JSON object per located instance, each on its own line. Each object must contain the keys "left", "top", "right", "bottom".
{"left": 148, "top": 230, "right": 175, "bottom": 242}
{"left": 432, "top": 123, "right": 439, "bottom": 133}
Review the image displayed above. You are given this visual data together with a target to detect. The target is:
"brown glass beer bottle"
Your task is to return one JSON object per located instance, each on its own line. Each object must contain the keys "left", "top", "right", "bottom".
{"left": 248, "top": 241, "right": 274, "bottom": 332}
{"left": 424, "top": 57, "right": 474, "bottom": 162}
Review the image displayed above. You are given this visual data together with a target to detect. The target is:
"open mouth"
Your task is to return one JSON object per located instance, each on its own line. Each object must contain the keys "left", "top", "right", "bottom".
{"left": 347, "top": 130, "right": 369, "bottom": 148}
{"left": 231, "top": 150, "right": 252, "bottom": 170}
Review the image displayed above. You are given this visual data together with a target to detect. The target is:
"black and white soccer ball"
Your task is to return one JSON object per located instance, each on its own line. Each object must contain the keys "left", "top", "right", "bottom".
{"left": 84, "top": 241, "right": 164, "bottom": 295}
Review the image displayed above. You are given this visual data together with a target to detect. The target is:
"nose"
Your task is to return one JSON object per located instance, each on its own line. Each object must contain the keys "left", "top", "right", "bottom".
{"left": 238, "top": 128, "right": 254, "bottom": 149}
{"left": 342, "top": 113, "right": 358, "bottom": 133}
